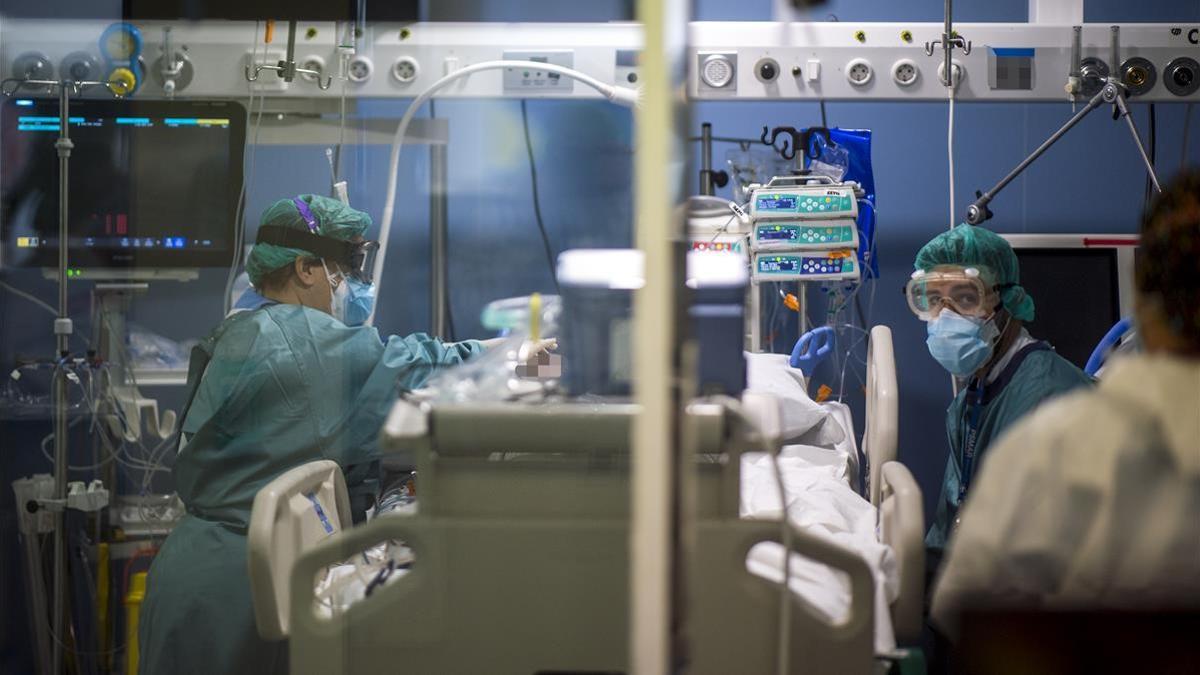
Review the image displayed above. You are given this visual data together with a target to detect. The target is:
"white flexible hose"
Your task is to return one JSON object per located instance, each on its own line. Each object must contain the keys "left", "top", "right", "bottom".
{"left": 369, "top": 60, "right": 640, "bottom": 325}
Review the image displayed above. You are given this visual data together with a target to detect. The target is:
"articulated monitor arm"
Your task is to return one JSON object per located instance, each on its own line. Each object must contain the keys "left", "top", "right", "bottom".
{"left": 965, "top": 78, "right": 1163, "bottom": 226}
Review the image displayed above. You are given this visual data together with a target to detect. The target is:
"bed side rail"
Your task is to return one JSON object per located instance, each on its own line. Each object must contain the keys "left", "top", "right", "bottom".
{"left": 247, "top": 459, "right": 352, "bottom": 640}
{"left": 865, "top": 325, "right": 899, "bottom": 506}
{"left": 879, "top": 460, "right": 924, "bottom": 645}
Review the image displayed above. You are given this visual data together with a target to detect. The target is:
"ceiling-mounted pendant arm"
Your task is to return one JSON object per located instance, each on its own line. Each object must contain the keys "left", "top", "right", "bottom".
{"left": 965, "top": 85, "right": 1108, "bottom": 224}
{"left": 1110, "top": 87, "right": 1163, "bottom": 194}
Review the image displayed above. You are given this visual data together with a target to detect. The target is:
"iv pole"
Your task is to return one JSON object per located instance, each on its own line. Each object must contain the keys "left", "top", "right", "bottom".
{"left": 1, "top": 75, "right": 122, "bottom": 675}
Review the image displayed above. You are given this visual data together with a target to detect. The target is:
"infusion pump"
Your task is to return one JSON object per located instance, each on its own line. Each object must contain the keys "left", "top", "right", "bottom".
{"left": 747, "top": 176, "right": 862, "bottom": 282}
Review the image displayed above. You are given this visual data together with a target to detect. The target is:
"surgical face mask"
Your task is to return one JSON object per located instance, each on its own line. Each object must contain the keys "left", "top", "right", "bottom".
{"left": 323, "top": 261, "right": 350, "bottom": 324}
{"left": 341, "top": 278, "right": 376, "bottom": 327}
{"left": 926, "top": 309, "right": 1001, "bottom": 377}
{"left": 323, "top": 260, "right": 374, "bottom": 326}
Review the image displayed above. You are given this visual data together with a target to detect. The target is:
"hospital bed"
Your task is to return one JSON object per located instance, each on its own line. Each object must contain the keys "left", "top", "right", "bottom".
{"left": 247, "top": 326, "right": 923, "bottom": 674}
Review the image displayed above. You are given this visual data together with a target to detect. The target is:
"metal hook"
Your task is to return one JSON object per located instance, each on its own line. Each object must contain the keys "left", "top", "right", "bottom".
{"left": 316, "top": 75, "right": 333, "bottom": 91}
{"left": 923, "top": 40, "right": 940, "bottom": 57}
{"left": 759, "top": 126, "right": 798, "bottom": 161}
{"left": 244, "top": 64, "right": 261, "bottom": 82}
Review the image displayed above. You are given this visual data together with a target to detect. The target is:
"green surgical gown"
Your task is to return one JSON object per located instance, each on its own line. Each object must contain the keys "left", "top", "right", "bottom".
{"left": 139, "top": 303, "right": 481, "bottom": 675}
{"left": 925, "top": 343, "right": 1092, "bottom": 552}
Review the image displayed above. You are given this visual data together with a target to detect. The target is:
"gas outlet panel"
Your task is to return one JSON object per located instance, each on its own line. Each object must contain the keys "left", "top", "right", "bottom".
{"left": 688, "top": 22, "right": 1198, "bottom": 102}
{"left": 1, "top": 20, "right": 1195, "bottom": 102}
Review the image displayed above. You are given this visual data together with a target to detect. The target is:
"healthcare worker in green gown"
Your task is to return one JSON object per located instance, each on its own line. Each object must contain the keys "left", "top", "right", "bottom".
{"left": 139, "top": 195, "right": 492, "bottom": 675}
{"left": 906, "top": 224, "right": 1092, "bottom": 557}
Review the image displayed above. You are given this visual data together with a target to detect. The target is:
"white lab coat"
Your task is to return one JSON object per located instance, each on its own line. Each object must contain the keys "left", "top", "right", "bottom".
{"left": 931, "top": 352, "right": 1200, "bottom": 639}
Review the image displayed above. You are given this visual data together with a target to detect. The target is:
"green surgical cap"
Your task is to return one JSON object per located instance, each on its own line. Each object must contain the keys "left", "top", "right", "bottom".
{"left": 245, "top": 194, "right": 372, "bottom": 287}
{"left": 914, "top": 223, "right": 1035, "bottom": 322}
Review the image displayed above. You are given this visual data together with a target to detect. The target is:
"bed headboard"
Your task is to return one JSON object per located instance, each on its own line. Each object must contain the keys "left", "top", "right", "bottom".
{"left": 865, "top": 325, "right": 899, "bottom": 507}
{"left": 247, "top": 460, "right": 352, "bottom": 641}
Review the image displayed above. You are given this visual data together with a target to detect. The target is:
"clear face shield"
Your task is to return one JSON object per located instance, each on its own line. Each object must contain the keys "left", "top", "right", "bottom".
{"left": 905, "top": 266, "right": 1001, "bottom": 321}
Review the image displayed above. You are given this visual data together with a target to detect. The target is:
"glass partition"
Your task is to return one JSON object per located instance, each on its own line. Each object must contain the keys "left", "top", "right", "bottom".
{"left": 0, "top": 3, "right": 692, "bottom": 674}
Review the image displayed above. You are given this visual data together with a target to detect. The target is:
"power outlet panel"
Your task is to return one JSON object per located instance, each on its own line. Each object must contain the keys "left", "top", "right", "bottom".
{"left": 615, "top": 49, "right": 640, "bottom": 86}
{"left": 502, "top": 49, "right": 574, "bottom": 92}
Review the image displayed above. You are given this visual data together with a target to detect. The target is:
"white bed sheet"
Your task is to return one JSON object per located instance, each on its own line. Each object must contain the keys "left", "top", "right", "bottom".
{"left": 742, "top": 351, "right": 896, "bottom": 653}
{"left": 741, "top": 451, "right": 899, "bottom": 653}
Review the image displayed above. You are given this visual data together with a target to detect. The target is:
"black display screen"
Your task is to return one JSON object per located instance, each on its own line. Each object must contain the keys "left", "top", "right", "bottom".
{"left": 757, "top": 196, "right": 797, "bottom": 211}
{"left": 1015, "top": 248, "right": 1124, "bottom": 369}
{"left": 1, "top": 98, "right": 245, "bottom": 271}
{"left": 760, "top": 258, "right": 799, "bottom": 273}
{"left": 759, "top": 228, "right": 798, "bottom": 240}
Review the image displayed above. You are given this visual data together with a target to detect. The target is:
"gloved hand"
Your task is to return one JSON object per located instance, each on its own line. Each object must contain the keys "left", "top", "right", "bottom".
{"left": 789, "top": 326, "right": 835, "bottom": 376}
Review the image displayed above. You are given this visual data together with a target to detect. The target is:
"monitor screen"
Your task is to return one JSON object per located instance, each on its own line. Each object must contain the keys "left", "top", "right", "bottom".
{"left": 1, "top": 98, "right": 245, "bottom": 271}
{"left": 1014, "top": 248, "right": 1122, "bottom": 369}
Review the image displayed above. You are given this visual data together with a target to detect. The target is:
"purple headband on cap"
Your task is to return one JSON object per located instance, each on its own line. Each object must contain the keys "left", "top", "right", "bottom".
{"left": 292, "top": 197, "right": 319, "bottom": 233}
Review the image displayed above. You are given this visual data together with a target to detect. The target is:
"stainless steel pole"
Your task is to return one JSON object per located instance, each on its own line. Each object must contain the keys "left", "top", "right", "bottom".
{"left": 942, "top": 0, "right": 953, "bottom": 87}
{"left": 51, "top": 80, "right": 75, "bottom": 675}
{"left": 1110, "top": 25, "right": 1120, "bottom": 78}
{"left": 798, "top": 281, "right": 808, "bottom": 335}
{"left": 286, "top": 20, "right": 298, "bottom": 72}
{"left": 430, "top": 143, "right": 449, "bottom": 337}
{"left": 699, "top": 123, "right": 713, "bottom": 196}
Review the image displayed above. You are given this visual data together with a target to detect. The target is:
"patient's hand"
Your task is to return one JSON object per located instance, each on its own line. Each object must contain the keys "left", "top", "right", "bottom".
{"left": 520, "top": 338, "right": 558, "bottom": 362}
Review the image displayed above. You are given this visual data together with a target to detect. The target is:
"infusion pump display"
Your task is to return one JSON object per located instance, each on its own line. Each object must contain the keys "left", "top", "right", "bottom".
{"left": 753, "top": 223, "right": 859, "bottom": 252}
{"left": 750, "top": 185, "right": 858, "bottom": 221}
{"left": 752, "top": 251, "right": 860, "bottom": 282}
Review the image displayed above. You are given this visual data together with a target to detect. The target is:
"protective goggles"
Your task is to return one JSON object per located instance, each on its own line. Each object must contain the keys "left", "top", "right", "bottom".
{"left": 905, "top": 267, "right": 1001, "bottom": 321}
{"left": 254, "top": 198, "right": 380, "bottom": 284}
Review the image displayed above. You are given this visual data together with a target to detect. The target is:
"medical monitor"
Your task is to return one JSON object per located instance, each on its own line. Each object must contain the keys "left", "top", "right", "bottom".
{"left": 0, "top": 98, "right": 245, "bottom": 276}
{"left": 1001, "top": 234, "right": 1138, "bottom": 370}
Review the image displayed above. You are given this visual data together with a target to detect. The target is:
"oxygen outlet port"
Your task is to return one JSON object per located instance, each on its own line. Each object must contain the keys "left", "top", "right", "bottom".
{"left": 1165, "top": 57, "right": 1199, "bottom": 97}
{"left": 1120, "top": 57, "right": 1156, "bottom": 97}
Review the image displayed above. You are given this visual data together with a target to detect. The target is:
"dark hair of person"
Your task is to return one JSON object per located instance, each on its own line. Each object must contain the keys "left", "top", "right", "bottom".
{"left": 1137, "top": 169, "right": 1200, "bottom": 352}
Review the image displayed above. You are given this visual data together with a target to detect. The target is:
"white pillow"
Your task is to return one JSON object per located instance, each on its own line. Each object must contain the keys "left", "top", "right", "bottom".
{"left": 743, "top": 352, "right": 845, "bottom": 447}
